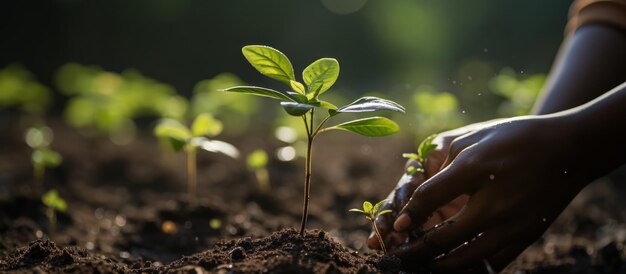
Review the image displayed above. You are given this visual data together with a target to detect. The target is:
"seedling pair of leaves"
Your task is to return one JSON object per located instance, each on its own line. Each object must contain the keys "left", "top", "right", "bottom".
{"left": 349, "top": 199, "right": 392, "bottom": 253}
{"left": 402, "top": 134, "right": 437, "bottom": 175}
{"left": 25, "top": 127, "right": 62, "bottom": 190}
{"left": 222, "top": 45, "right": 405, "bottom": 235}
{"left": 41, "top": 189, "right": 67, "bottom": 235}
{"left": 154, "top": 113, "right": 239, "bottom": 200}
{"left": 246, "top": 149, "right": 270, "bottom": 194}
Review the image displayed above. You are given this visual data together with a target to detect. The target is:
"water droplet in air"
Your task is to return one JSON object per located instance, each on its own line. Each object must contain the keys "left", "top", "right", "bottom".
{"left": 477, "top": 92, "right": 482, "bottom": 96}
{"left": 461, "top": 110, "right": 466, "bottom": 114}
{"left": 520, "top": 70, "right": 524, "bottom": 74}
{"left": 563, "top": 170, "right": 568, "bottom": 174}
{"left": 483, "top": 48, "right": 489, "bottom": 52}
{"left": 542, "top": 218, "right": 547, "bottom": 222}
{"left": 452, "top": 80, "right": 457, "bottom": 85}
{"left": 467, "top": 76, "right": 473, "bottom": 80}
{"left": 489, "top": 174, "right": 495, "bottom": 180}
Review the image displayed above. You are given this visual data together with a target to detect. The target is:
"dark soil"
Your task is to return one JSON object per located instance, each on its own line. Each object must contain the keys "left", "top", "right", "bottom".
{"left": 1, "top": 118, "right": 626, "bottom": 273}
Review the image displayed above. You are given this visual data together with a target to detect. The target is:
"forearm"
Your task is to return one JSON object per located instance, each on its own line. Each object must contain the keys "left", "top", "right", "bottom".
{"left": 551, "top": 81, "right": 626, "bottom": 177}
{"left": 532, "top": 24, "right": 626, "bottom": 115}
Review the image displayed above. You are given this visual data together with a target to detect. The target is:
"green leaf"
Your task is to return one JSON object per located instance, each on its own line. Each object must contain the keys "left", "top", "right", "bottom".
{"left": 290, "top": 80, "right": 306, "bottom": 95}
{"left": 287, "top": 92, "right": 308, "bottom": 103}
{"left": 337, "top": 97, "right": 405, "bottom": 113}
{"left": 32, "top": 148, "right": 62, "bottom": 168}
{"left": 247, "top": 149, "right": 268, "bottom": 170}
{"left": 242, "top": 45, "right": 295, "bottom": 85}
{"left": 308, "top": 100, "right": 337, "bottom": 110}
{"left": 197, "top": 138, "right": 240, "bottom": 158}
{"left": 221, "top": 86, "right": 295, "bottom": 102}
{"left": 402, "top": 153, "right": 419, "bottom": 160}
{"left": 373, "top": 199, "right": 387, "bottom": 215}
{"left": 406, "top": 166, "right": 424, "bottom": 175}
{"left": 418, "top": 134, "right": 438, "bottom": 161}
{"left": 42, "top": 190, "right": 67, "bottom": 212}
{"left": 25, "top": 127, "right": 53, "bottom": 149}
{"left": 363, "top": 201, "right": 373, "bottom": 213}
{"left": 328, "top": 117, "right": 399, "bottom": 137}
{"left": 155, "top": 119, "right": 191, "bottom": 140}
{"left": 349, "top": 208, "right": 367, "bottom": 214}
{"left": 280, "top": 102, "right": 314, "bottom": 116}
{"left": 376, "top": 210, "right": 393, "bottom": 217}
{"left": 302, "top": 58, "right": 339, "bottom": 98}
{"left": 191, "top": 113, "right": 223, "bottom": 137}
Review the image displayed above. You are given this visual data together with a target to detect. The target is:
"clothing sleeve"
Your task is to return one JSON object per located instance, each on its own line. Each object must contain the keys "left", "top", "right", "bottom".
{"left": 566, "top": 0, "right": 626, "bottom": 35}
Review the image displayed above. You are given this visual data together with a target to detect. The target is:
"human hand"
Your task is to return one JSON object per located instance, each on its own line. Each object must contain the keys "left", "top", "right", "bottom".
{"left": 391, "top": 115, "right": 597, "bottom": 272}
{"left": 366, "top": 124, "right": 491, "bottom": 250}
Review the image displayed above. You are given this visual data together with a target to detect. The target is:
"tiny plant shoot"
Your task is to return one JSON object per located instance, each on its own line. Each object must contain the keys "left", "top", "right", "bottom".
{"left": 154, "top": 113, "right": 239, "bottom": 201}
{"left": 349, "top": 199, "right": 393, "bottom": 254}
{"left": 42, "top": 189, "right": 67, "bottom": 235}
{"left": 222, "top": 45, "right": 405, "bottom": 235}
{"left": 247, "top": 149, "right": 270, "bottom": 194}
{"left": 402, "top": 134, "right": 437, "bottom": 175}
{"left": 25, "top": 127, "right": 62, "bottom": 191}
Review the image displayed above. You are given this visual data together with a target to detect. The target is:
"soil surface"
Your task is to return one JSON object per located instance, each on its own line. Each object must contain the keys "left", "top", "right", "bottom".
{"left": 1, "top": 118, "right": 626, "bottom": 273}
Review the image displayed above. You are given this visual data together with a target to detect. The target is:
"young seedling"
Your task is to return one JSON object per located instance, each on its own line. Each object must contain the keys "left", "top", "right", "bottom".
{"left": 154, "top": 113, "right": 239, "bottom": 202}
{"left": 222, "top": 45, "right": 405, "bottom": 235}
{"left": 246, "top": 149, "right": 270, "bottom": 194}
{"left": 25, "top": 127, "right": 62, "bottom": 191}
{"left": 349, "top": 199, "right": 393, "bottom": 254}
{"left": 41, "top": 189, "right": 67, "bottom": 235}
{"left": 402, "top": 134, "right": 437, "bottom": 175}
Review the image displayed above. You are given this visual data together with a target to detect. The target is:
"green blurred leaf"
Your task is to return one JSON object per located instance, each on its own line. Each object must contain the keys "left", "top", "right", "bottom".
{"left": 42, "top": 190, "right": 67, "bottom": 212}
{"left": 328, "top": 117, "right": 399, "bottom": 137}
{"left": 247, "top": 149, "right": 268, "bottom": 170}
{"left": 242, "top": 45, "right": 295, "bottom": 85}
{"left": 302, "top": 58, "right": 339, "bottom": 98}
{"left": 221, "top": 86, "right": 295, "bottom": 102}
{"left": 337, "top": 96, "right": 405, "bottom": 113}
{"left": 280, "top": 102, "right": 314, "bottom": 116}
{"left": 32, "top": 148, "right": 62, "bottom": 168}
{"left": 197, "top": 139, "right": 240, "bottom": 158}
{"left": 191, "top": 113, "right": 223, "bottom": 137}
{"left": 402, "top": 153, "right": 419, "bottom": 160}
{"left": 154, "top": 119, "right": 191, "bottom": 151}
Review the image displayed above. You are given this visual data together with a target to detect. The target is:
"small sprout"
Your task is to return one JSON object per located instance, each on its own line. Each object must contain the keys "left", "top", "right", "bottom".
{"left": 41, "top": 189, "right": 67, "bottom": 235}
{"left": 209, "top": 218, "right": 222, "bottom": 230}
{"left": 154, "top": 113, "right": 239, "bottom": 202}
{"left": 25, "top": 127, "right": 62, "bottom": 191}
{"left": 246, "top": 150, "right": 270, "bottom": 194}
{"left": 222, "top": 45, "right": 405, "bottom": 235}
{"left": 402, "top": 134, "right": 437, "bottom": 175}
{"left": 349, "top": 199, "right": 392, "bottom": 254}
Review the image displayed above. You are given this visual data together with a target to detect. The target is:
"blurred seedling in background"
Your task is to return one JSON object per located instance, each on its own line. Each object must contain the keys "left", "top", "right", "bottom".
{"left": 223, "top": 45, "right": 404, "bottom": 235}
{"left": 349, "top": 200, "right": 393, "bottom": 254}
{"left": 154, "top": 113, "right": 239, "bottom": 202}
{"left": 402, "top": 134, "right": 437, "bottom": 175}
{"left": 25, "top": 126, "right": 62, "bottom": 191}
{"left": 0, "top": 64, "right": 52, "bottom": 115}
{"left": 246, "top": 149, "right": 270, "bottom": 194}
{"left": 41, "top": 189, "right": 67, "bottom": 235}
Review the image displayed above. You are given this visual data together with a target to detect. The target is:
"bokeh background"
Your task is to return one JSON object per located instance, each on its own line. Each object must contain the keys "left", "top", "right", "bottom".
{"left": 1, "top": 0, "right": 572, "bottom": 145}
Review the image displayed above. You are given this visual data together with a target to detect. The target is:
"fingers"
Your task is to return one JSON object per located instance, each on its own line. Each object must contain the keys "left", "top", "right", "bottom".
{"left": 394, "top": 152, "right": 481, "bottom": 232}
{"left": 430, "top": 220, "right": 526, "bottom": 272}
{"left": 392, "top": 208, "right": 486, "bottom": 270}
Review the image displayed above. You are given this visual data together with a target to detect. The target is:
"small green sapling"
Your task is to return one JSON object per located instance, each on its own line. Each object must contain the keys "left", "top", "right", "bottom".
{"left": 41, "top": 189, "right": 67, "bottom": 235}
{"left": 222, "top": 45, "right": 405, "bottom": 235}
{"left": 246, "top": 149, "right": 270, "bottom": 194}
{"left": 154, "top": 113, "right": 239, "bottom": 201}
{"left": 349, "top": 199, "right": 393, "bottom": 253}
{"left": 25, "top": 127, "right": 62, "bottom": 191}
{"left": 402, "top": 134, "right": 437, "bottom": 175}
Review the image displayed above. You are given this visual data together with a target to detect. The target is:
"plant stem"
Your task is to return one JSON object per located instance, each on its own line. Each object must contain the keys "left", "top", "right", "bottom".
{"left": 299, "top": 109, "right": 315, "bottom": 236}
{"left": 47, "top": 207, "right": 56, "bottom": 237}
{"left": 186, "top": 148, "right": 197, "bottom": 203}
{"left": 34, "top": 164, "right": 44, "bottom": 193}
{"left": 372, "top": 220, "right": 387, "bottom": 254}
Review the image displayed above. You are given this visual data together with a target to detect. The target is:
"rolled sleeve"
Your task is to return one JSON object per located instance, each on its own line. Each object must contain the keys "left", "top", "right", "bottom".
{"left": 566, "top": 0, "right": 626, "bottom": 35}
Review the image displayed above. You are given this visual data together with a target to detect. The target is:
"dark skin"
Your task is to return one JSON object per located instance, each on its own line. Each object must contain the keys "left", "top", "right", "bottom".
{"left": 368, "top": 24, "right": 626, "bottom": 272}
